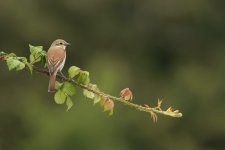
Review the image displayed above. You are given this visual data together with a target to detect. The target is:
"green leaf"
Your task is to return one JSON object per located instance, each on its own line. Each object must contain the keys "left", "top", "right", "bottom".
{"left": 29, "top": 53, "right": 42, "bottom": 63}
{"left": 6, "top": 57, "right": 16, "bottom": 70}
{"left": 29, "top": 45, "right": 46, "bottom": 64}
{"left": 34, "top": 53, "right": 42, "bottom": 62}
{"left": 29, "top": 45, "right": 43, "bottom": 54}
{"left": 62, "top": 82, "right": 76, "bottom": 96}
{"left": 6, "top": 56, "right": 26, "bottom": 71}
{"left": 16, "top": 62, "right": 25, "bottom": 71}
{"left": 29, "top": 54, "right": 35, "bottom": 63}
{"left": 54, "top": 90, "right": 66, "bottom": 104}
{"left": 90, "top": 84, "right": 99, "bottom": 91}
{"left": 55, "top": 81, "right": 63, "bottom": 90}
{"left": 26, "top": 63, "right": 33, "bottom": 74}
{"left": 93, "top": 94, "right": 101, "bottom": 104}
{"left": 66, "top": 96, "right": 73, "bottom": 111}
{"left": 21, "top": 57, "right": 27, "bottom": 64}
{"left": 41, "top": 50, "right": 47, "bottom": 56}
{"left": 68, "top": 66, "right": 80, "bottom": 78}
{"left": 83, "top": 89, "right": 95, "bottom": 99}
{"left": 77, "top": 71, "right": 90, "bottom": 85}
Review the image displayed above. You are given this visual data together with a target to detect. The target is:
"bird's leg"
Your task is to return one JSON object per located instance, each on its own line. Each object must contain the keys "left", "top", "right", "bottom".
{"left": 59, "top": 71, "right": 66, "bottom": 81}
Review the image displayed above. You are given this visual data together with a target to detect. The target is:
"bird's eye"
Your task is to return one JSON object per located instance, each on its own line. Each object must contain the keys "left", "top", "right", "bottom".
{"left": 59, "top": 42, "right": 62, "bottom": 45}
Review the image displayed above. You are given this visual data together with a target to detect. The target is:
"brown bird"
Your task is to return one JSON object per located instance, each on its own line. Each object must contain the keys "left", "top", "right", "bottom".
{"left": 47, "top": 39, "right": 70, "bottom": 92}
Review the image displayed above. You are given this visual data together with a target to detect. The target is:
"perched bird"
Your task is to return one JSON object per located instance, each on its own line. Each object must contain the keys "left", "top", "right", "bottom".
{"left": 47, "top": 39, "right": 70, "bottom": 92}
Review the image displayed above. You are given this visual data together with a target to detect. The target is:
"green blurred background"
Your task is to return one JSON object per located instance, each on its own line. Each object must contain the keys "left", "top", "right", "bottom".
{"left": 0, "top": 0, "right": 225, "bottom": 150}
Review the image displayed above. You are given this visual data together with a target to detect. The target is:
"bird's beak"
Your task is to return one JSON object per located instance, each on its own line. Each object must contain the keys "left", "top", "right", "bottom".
{"left": 65, "top": 42, "right": 71, "bottom": 46}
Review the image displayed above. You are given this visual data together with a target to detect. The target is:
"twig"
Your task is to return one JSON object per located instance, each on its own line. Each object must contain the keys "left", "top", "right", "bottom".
{"left": 32, "top": 66, "right": 182, "bottom": 118}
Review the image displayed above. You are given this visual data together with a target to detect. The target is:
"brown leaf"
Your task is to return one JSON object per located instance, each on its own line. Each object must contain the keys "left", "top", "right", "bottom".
{"left": 101, "top": 96, "right": 114, "bottom": 115}
{"left": 120, "top": 88, "right": 133, "bottom": 101}
{"left": 0, "top": 56, "right": 5, "bottom": 61}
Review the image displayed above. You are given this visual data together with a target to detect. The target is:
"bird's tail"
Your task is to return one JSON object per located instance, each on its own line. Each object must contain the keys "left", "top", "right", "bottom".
{"left": 48, "top": 73, "right": 56, "bottom": 92}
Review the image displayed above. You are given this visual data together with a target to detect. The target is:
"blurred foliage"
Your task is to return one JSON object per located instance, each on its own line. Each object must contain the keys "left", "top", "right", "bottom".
{"left": 1, "top": 0, "right": 225, "bottom": 150}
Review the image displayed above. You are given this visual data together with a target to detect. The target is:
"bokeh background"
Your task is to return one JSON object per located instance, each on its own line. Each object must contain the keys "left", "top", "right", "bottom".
{"left": 0, "top": 0, "right": 225, "bottom": 150}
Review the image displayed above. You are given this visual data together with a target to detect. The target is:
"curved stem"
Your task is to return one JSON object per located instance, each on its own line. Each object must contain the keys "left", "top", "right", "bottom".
{"left": 32, "top": 66, "right": 182, "bottom": 118}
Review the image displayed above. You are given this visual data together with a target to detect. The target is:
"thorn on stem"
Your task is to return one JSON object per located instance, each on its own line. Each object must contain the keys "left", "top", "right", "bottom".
{"left": 150, "top": 111, "right": 158, "bottom": 123}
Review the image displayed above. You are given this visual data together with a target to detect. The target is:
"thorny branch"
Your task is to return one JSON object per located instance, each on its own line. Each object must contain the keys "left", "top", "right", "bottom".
{"left": 33, "top": 66, "right": 183, "bottom": 121}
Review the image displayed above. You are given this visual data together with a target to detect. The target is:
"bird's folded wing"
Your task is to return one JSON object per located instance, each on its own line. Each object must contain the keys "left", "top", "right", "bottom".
{"left": 48, "top": 57, "right": 64, "bottom": 74}
{"left": 47, "top": 47, "right": 65, "bottom": 74}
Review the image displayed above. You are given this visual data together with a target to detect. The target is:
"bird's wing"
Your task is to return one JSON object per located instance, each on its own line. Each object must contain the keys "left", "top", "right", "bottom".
{"left": 47, "top": 47, "right": 65, "bottom": 74}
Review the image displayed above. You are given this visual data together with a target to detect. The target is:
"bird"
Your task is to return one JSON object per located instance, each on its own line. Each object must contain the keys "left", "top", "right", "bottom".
{"left": 47, "top": 39, "right": 70, "bottom": 92}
